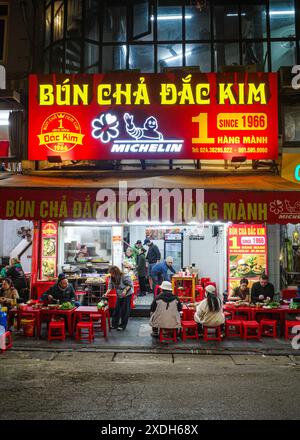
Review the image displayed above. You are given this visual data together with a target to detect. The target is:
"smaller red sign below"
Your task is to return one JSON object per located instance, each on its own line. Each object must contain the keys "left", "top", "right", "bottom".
{"left": 227, "top": 224, "right": 268, "bottom": 295}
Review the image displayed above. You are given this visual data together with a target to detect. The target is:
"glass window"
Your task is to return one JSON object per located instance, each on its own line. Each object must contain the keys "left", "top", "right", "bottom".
{"left": 271, "top": 41, "right": 296, "bottom": 71}
{"left": 269, "top": 0, "right": 295, "bottom": 38}
{"left": 103, "top": 7, "right": 126, "bottom": 42}
{"left": 284, "top": 107, "right": 300, "bottom": 143}
{"left": 51, "top": 43, "right": 64, "bottom": 73}
{"left": 186, "top": 44, "right": 211, "bottom": 72}
{"left": 242, "top": 40, "right": 268, "bottom": 69}
{"left": 133, "top": 0, "right": 152, "bottom": 40}
{"left": 45, "top": 5, "right": 51, "bottom": 47}
{"left": 158, "top": 43, "right": 182, "bottom": 71}
{"left": 66, "top": 0, "right": 82, "bottom": 39}
{"left": 241, "top": 4, "right": 266, "bottom": 40}
{"left": 85, "top": 0, "right": 100, "bottom": 42}
{"left": 129, "top": 45, "right": 154, "bottom": 72}
{"left": 102, "top": 45, "right": 126, "bottom": 72}
{"left": 65, "top": 39, "right": 81, "bottom": 73}
{"left": 84, "top": 42, "right": 100, "bottom": 72}
{"left": 63, "top": 226, "right": 112, "bottom": 264}
{"left": 44, "top": 49, "right": 50, "bottom": 73}
{"left": 214, "top": 5, "right": 239, "bottom": 40}
{"left": 185, "top": 5, "right": 210, "bottom": 41}
{"left": 53, "top": 1, "right": 64, "bottom": 42}
{"left": 157, "top": 6, "right": 182, "bottom": 41}
{"left": 214, "top": 43, "right": 240, "bottom": 71}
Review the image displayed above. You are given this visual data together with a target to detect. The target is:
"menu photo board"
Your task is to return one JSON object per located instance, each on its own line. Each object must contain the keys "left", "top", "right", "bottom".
{"left": 40, "top": 221, "right": 58, "bottom": 280}
{"left": 227, "top": 224, "right": 268, "bottom": 295}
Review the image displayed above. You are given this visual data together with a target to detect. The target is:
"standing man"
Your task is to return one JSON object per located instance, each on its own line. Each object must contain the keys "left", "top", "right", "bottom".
{"left": 132, "top": 240, "right": 143, "bottom": 264}
{"left": 144, "top": 238, "right": 161, "bottom": 293}
{"left": 137, "top": 247, "right": 147, "bottom": 296}
{"left": 251, "top": 274, "right": 275, "bottom": 303}
{"left": 151, "top": 257, "right": 176, "bottom": 294}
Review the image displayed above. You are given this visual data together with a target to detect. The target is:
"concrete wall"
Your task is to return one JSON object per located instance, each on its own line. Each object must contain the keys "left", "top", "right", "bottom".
{"left": 0, "top": 219, "right": 32, "bottom": 258}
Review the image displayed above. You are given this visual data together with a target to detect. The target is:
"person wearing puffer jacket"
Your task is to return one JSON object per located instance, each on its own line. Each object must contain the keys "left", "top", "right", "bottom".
{"left": 149, "top": 281, "right": 182, "bottom": 337}
{"left": 194, "top": 284, "right": 225, "bottom": 331}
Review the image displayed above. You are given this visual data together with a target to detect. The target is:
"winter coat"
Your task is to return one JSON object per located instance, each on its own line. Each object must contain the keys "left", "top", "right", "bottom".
{"left": 194, "top": 298, "right": 225, "bottom": 327}
{"left": 41, "top": 282, "right": 75, "bottom": 303}
{"left": 149, "top": 290, "right": 182, "bottom": 329}
{"left": 6, "top": 264, "right": 27, "bottom": 291}
{"left": 0, "top": 286, "right": 19, "bottom": 305}
{"left": 108, "top": 274, "right": 133, "bottom": 298}
{"left": 151, "top": 261, "right": 176, "bottom": 281}
{"left": 146, "top": 244, "right": 161, "bottom": 264}
{"left": 137, "top": 254, "right": 147, "bottom": 277}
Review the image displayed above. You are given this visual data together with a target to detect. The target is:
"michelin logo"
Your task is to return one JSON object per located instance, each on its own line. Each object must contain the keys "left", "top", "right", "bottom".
{"left": 111, "top": 113, "right": 183, "bottom": 153}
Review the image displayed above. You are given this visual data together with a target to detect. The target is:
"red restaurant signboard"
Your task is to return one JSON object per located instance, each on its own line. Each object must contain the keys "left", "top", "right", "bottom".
{"left": 28, "top": 73, "right": 278, "bottom": 161}
{"left": 1, "top": 187, "right": 299, "bottom": 224}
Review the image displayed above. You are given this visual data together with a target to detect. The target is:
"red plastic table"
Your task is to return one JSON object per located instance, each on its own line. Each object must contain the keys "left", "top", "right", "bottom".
{"left": 9, "top": 307, "right": 42, "bottom": 337}
{"left": 224, "top": 304, "right": 300, "bottom": 336}
{"left": 73, "top": 306, "right": 109, "bottom": 338}
{"left": 40, "top": 308, "right": 76, "bottom": 337}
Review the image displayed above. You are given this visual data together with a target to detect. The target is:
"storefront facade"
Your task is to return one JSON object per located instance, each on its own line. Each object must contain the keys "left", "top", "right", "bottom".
{"left": 1, "top": 0, "right": 300, "bottom": 305}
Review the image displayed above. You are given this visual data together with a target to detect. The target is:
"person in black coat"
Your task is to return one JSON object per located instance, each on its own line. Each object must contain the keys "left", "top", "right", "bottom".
{"left": 6, "top": 258, "right": 27, "bottom": 293}
{"left": 41, "top": 273, "right": 77, "bottom": 304}
{"left": 251, "top": 274, "right": 275, "bottom": 303}
{"left": 137, "top": 247, "right": 147, "bottom": 296}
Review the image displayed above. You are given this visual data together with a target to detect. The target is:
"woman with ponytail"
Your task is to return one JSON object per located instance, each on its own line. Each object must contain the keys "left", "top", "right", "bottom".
{"left": 194, "top": 284, "right": 225, "bottom": 329}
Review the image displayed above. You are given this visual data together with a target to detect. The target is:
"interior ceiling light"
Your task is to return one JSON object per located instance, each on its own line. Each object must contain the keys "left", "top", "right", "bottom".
{"left": 164, "top": 50, "right": 193, "bottom": 62}
{"left": 151, "top": 14, "right": 192, "bottom": 21}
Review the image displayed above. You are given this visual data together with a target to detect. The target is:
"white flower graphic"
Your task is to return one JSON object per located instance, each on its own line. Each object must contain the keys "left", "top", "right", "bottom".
{"left": 270, "top": 200, "right": 284, "bottom": 215}
{"left": 92, "top": 113, "right": 119, "bottom": 144}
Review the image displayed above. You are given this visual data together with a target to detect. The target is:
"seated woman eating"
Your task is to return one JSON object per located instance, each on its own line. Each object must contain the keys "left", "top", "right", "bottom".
{"left": 0, "top": 278, "right": 19, "bottom": 307}
{"left": 149, "top": 281, "right": 182, "bottom": 337}
{"left": 228, "top": 278, "right": 250, "bottom": 302}
{"left": 194, "top": 284, "right": 225, "bottom": 331}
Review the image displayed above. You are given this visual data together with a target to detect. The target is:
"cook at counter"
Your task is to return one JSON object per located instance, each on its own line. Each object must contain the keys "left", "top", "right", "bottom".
{"left": 251, "top": 274, "right": 275, "bottom": 303}
{"left": 75, "top": 245, "right": 90, "bottom": 261}
{"left": 41, "top": 273, "right": 77, "bottom": 304}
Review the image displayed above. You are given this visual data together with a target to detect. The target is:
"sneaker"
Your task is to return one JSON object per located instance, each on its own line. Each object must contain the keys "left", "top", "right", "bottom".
{"left": 117, "top": 326, "right": 124, "bottom": 331}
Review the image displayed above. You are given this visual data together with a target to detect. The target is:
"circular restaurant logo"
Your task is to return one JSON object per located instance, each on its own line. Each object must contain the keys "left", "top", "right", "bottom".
{"left": 38, "top": 112, "right": 84, "bottom": 153}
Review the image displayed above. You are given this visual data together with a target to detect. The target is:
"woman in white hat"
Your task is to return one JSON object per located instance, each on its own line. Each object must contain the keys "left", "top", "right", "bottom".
{"left": 149, "top": 281, "right": 182, "bottom": 337}
{"left": 194, "top": 284, "right": 225, "bottom": 331}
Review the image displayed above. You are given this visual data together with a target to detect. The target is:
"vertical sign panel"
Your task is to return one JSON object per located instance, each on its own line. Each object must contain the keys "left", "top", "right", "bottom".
{"left": 227, "top": 224, "right": 267, "bottom": 296}
{"left": 40, "top": 221, "right": 58, "bottom": 280}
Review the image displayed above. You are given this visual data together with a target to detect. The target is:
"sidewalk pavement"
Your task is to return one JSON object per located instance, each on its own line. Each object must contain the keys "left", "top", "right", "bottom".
{"left": 6, "top": 317, "right": 300, "bottom": 356}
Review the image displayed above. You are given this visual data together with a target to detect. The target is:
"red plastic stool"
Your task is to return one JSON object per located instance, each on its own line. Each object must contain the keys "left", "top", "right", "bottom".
{"left": 181, "top": 321, "right": 199, "bottom": 341}
{"left": 48, "top": 321, "right": 66, "bottom": 341}
{"left": 260, "top": 319, "right": 277, "bottom": 338}
{"left": 159, "top": 328, "right": 177, "bottom": 342}
{"left": 0, "top": 331, "right": 13, "bottom": 352}
{"left": 203, "top": 325, "right": 222, "bottom": 342}
{"left": 224, "top": 311, "right": 233, "bottom": 320}
{"left": 235, "top": 310, "right": 252, "bottom": 321}
{"left": 242, "top": 321, "right": 261, "bottom": 340}
{"left": 154, "top": 286, "right": 161, "bottom": 297}
{"left": 285, "top": 320, "right": 300, "bottom": 340}
{"left": 76, "top": 321, "right": 94, "bottom": 342}
{"left": 90, "top": 313, "right": 107, "bottom": 338}
{"left": 195, "top": 286, "right": 204, "bottom": 301}
{"left": 225, "top": 320, "right": 243, "bottom": 338}
{"left": 200, "top": 277, "right": 210, "bottom": 287}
